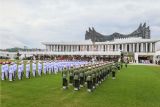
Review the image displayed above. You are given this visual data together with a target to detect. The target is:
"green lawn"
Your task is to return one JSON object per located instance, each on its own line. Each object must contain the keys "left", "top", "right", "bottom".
{"left": 1, "top": 65, "right": 160, "bottom": 107}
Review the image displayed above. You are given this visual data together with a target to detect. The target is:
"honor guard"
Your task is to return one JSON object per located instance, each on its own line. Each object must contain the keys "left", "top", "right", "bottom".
{"left": 69, "top": 64, "right": 74, "bottom": 85}
{"left": 51, "top": 61, "right": 54, "bottom": 74}
{"left": 49, "top": 61, "right": 52, "bottom": 74}
{"left": 111, "top": 64, "right": 116, "bottom": 79}
{"left": 1, "top": 62, "right": 6, "bottom": 80}
{"left": 5, "top": 62, "right": 9, "bottom": 79}
{"left": 18, "top": 62, "right": 22, "bottom": 80}
{"left": 43, "top": 61, "right": 47, "bottom": 75}
{"left": 13, "top": 62, "right": 17, "bottom": 80}
{"left": 62, "top": 66, "right": 68, "bottom": 89}
{"left": 21, "top": 61, "right": 24, "bottom": 78}
{"left": 92, "top": 69, "right": 96, "bottom": 89}
{"left": 86, "top": 71, "right": 93, "bottom": 92}
{"left": 32, "top": 61, "right": 36, "bottom": 77}
{"left": 79, "top": 66, "right": 85, "bottom": 87}
{"left": 38, "top": 61, "right": 42, "bottom": 76}
{"left": 26, "top": 61, "right": 30, "bottom": 78}
{"left": 121, "top": 62, "right": 123, "bottom": 68}
{"left": 54, "top": 63, "right": 58, "bottom": 74}
{"left": 125, "top": 61, "right": 128, "bottom": 68}
{"left": 73, "top": 69, "right": 80, "bottom": 91}
{"left": 95, "top": 67, "right": 100, "bottom": 86}
{"left": 9, "top": 62, "right": 14, "bottom": 81}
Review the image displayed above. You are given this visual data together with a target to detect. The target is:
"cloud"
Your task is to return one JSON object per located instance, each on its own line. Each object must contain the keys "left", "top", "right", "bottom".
{"left": 0, "top": 0, "right": 160, "bottom": 49}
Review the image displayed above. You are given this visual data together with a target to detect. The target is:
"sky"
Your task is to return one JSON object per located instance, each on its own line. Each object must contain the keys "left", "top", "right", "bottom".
{"left": 0, "top": 0, "right": 160, "bottom": 49}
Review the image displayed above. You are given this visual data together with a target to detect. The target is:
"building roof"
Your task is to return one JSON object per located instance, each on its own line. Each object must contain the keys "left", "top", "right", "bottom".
{"left": 42, "top": 37, "right": 160, "bottom": 45}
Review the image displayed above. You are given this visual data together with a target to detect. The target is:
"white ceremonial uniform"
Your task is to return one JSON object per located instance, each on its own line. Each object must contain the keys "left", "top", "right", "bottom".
{"left": 54, "top": 64, "right": 58, "bottom": 74}
{"left": 1, "top": 64, "right": 6, "bottom": 80}
{"left": 18, "top": 64, "right": 22, "bottom": 80}
{"left": 51, "top": 62, "right": 54, "bottom": 74}
{"left": 49, "top": 62, "right": 52, "bottom": 74}
{"left": 43, "top": 62, "right": 47, "bottom": 75}
{"left": 38, "top": 62, "right": 42, "bottom": 76}
{"left": 9, "top": 64, "right": 13, "bottom": 81}
{"left": 13, "top": 63, "right": 17, "bottom": 79}
{"left": 32, "top": 62, "right": 36, "bottom": 77}
{"left": 21, "top": 63, "right": 24, "bottom": 77}
{"left": 46, "top": 62, "right": 49, "bottom": 74}
{"left": 26, "top": 63, "right": 30, "bottom": 78}
{"left": 5, "top": 64, "right": 9, "bottom": 79}
{"left": 59, "top": 64, "right": 63, "bottom": 71}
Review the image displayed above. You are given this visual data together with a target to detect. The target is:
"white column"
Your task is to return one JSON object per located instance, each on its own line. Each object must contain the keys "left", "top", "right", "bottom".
{"left": 114, "top": 44, "right": 116, "bottom": 51}
{"left": 137, "top": 43, "right": 139, "bottom": 52}
{"left": 129, "top": 44, "right": 132, "bottom": 52}
{"left": 141, "top": 43, "right": 143, "bottom": 52}
{"left": 107, "top": 45, "right": 110, "bottom": 51}
{"left": 150, "top": 43, "right": 152, "bottom": 52}
{"left": 133, "top": 43, "right": 135, "bottom": 52}
{"left": 102, "top": 45, "right": 104, "bottom": 51}
{"left": 117, "top": 44, "right": 120, "bottom": 51}
{"left": 146, "top": 43, "right": 148, "bottom": 52}
{"left": 125, "top": 44, "right": 127, "bottom": 52}
{"left": 153, "top": 43, "right": 155, "bottom": 52}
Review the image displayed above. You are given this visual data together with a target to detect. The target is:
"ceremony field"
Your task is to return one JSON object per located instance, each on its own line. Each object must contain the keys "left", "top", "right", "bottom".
{"left": 1, "top": 65, "right": 160, "bottom": 107}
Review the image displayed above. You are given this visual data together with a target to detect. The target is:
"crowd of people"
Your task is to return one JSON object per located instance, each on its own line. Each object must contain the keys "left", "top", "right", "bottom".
{"left": 61, "top": 62, "right": 124, "bottom": 92}
{"left": 1, "top": 60, "right": 127, "bottom": 92}
{"left": 0, "top": 60, "right": 88, "bottom": 81}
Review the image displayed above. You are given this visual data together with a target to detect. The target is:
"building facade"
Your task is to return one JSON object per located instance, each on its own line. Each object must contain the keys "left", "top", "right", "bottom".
{"left": 42, "top": 37, "right": 160, "bottom": 64}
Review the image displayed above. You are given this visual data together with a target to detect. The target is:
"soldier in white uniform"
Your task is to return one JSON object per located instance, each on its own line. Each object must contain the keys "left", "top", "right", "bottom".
{"left": 32, "top": 61, "right": 36, "bottom": 77}
{"left": 38, "top": 61, "right": 42, "bottom": 76}
{"left": 26, "top": 61, "right": 30, "bottom": 78}
{"left": 9, "top": 62, "right": 14, "bottom": 81}
{"left": 51, "top": 61, "right": 54, "bottom": 74}
{"left": 13, "top": 62, "right": 17, "bottom": 80}
{"left": 49, "top": 61, "right": 52, "bottom": 74}
{"left": 46, "top": 61, "right": 49, "bottom": 74}
{"left": 5, "top": 62, "right": 9, "bottom": 79}
{"left": 43, "top": 61, "right": 47, "bottom": 75}
{"left": 1, "top": 62, "right": 6, "bottom": 80}
{"left": 54, "top": 63, "right": 58, "bottom": 74}
{"left": 18, "top": 62, "right": 22, "bottom": 80}
{"left": 21, "top": 61, "right": 24, "bottom": 78}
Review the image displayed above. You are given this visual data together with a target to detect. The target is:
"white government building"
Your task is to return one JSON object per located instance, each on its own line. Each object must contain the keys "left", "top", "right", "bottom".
{"left": 42, "top": 37, "right": 160, "bottom": 64}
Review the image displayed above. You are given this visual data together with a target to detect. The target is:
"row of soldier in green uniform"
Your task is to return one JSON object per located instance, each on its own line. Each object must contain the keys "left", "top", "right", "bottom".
{"left": 62, "top": 61, "right": 124, "bottom": 92}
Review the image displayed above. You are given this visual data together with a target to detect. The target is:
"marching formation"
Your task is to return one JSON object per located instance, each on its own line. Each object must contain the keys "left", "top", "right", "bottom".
{"left": 62, "top": 61, "right": 122, "bottom": 92}
{"left": 1, "top": 60, "right": 125, "bottom": 93}
{"left": 1, "top": 60, "right": 88, "bottom": 81}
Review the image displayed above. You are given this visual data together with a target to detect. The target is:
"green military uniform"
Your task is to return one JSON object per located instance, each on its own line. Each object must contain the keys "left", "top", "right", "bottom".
{"left": 69, "top": 67, "right": 74, "bottom": 85}
{"left": 86, "top": 71, "right": 93, "bottom": 92}
{"left": 96, "top": 67, "right": 100, "bottom": 86}
{"left": 92, "top": 69, "right": 96, "bottom": 89}
{"left": 125, "top": 62, "right": 128, "bottom": 68}
{"left": 121, "top": 62, "right": 123, "bottom": 68}
{"left": 79, "top": 68, "right": 85, "bottom": 87}
{"left": 62, "top": 67, "right": 68, "bottom": 89}
{"left": 111, "top": 64, "right": 117, "bottom": 79}
{"left": 73, "top": 70, "right": 80, "bottom": 91}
